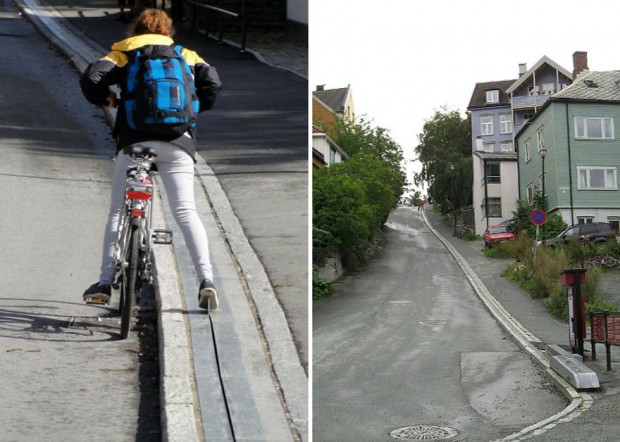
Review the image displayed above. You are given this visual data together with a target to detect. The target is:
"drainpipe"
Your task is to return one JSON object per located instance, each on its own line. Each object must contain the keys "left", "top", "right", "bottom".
{"left": 483, "top": 158, "right": 489, "bottom": 230}
{"left": 566, "top": 103, "right": 575, "bottom": 224}
{"left": 515, "top": 139, "right": 521, "bottom": 200}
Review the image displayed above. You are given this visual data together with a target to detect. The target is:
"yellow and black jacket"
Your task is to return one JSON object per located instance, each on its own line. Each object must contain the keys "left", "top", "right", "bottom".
{"left": 80, "top": 34, "right": 222, "bottom": 160}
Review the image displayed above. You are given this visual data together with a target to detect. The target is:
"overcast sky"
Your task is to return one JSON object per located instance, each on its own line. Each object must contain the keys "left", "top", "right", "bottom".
{"left": 310, "top": 0, "right": 620, "bottom": 192}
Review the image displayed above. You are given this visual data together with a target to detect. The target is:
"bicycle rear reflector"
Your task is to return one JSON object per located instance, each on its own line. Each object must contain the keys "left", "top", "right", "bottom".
{"left": 127, "top": 190, "right": 153, "bottom": 200}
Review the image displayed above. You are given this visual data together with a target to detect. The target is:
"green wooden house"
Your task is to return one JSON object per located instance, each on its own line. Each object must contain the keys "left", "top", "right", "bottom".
{"left": 516, "top": 69, "right": 620, "bottom": 231}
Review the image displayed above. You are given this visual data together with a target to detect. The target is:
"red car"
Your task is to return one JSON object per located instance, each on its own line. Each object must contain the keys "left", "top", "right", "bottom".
{"left": 483, "top": 224, "right": 515, "bottom": 247}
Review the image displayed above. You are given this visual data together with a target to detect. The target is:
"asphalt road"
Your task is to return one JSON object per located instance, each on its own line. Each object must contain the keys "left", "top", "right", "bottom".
{"left": 313, "top": 206, "right": 567, "bottom": 441}
{"left": 0, "top": 1, "right": 155, "bottom": 439}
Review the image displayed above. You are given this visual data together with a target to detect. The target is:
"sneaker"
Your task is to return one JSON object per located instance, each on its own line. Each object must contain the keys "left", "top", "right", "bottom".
{"left": 198, "top": 279, "right": 219, "bottom": 311}
{"left": 83, "top": 282, "right": 112, "bottom": 304}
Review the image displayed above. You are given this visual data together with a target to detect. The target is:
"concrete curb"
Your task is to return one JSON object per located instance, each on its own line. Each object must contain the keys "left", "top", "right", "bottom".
{"left": 194, "top": 158, "right": 308, "bottom": 439}
{"left": 421, "top": 210, "right": 592, "bottom": 441}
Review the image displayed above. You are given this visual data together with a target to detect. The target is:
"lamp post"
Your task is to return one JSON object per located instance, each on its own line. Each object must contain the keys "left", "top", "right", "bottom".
{"left": 539, "top": 148, "right": 547, "bottom": 243}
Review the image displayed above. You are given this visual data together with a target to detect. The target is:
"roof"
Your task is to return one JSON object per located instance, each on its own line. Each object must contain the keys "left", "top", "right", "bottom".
{"left": 312, "top": 124, "right": 325, "bottom": 134}
{"left": 552, "top": 70, "right": 620, "bottom": 102}
{"left": 506, "top": 55, "right": 572, "bottom": 94}
{"left": 313, "top": 86, "right": 350, "bottom": 113}
{"left": 467, "top": 80, "right": 516, "bottom": 110}
{"left": 474, "top": 152, "right": 518, "bottom": 161}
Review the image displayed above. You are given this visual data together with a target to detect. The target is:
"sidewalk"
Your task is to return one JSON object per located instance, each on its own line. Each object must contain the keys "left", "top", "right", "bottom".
{"left": 423, "top": 205, "right": 620, "bottom": 441}
{"left": 16, "top": 1, "right": 308, "bottom": 440}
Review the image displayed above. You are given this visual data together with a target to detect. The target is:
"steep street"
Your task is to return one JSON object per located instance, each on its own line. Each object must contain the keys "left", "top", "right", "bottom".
{"left": 313, "top": 206, "right": 566, "bottom": 441}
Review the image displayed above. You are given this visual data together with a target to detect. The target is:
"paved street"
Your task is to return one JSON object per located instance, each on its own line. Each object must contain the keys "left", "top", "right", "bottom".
{"left": 0, "top": 2, "right": 151, "bottom": 439}
{"left": 313, "top": 207, "right": 566, "bottom": 441}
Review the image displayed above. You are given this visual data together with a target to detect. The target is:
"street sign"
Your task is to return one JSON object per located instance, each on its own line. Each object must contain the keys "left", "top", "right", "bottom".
{"left": 530, "top": 208, "right": 547, "bottom": 225}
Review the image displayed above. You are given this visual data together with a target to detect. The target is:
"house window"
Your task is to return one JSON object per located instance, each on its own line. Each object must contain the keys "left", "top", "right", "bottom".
{"left": 483, "top": 142, "right": 494, "bottom": 153}
{"left": 484, "top": 197, "right": 502, "bottom": 217}
{"left": 574, "top": 116, "right": 614, "bottom": 139}
{"left": 529, "top": 85, "right": 540, "bottom": 96}
{"left": 577, "top": 166, "right": 617, "bottom": 190}
{"left": 527, "top": 184, "right": 534, "bottom": 204}
{"left": 499, "top": 114, "right": 512, "bottom": 134}
{"left": 542, "top": 82, "right": 555, "bottom": 95}
{"left": 329, "top": 148, "right": 336, "bottom": 165}
{"left": 536, "top": 126, "right": 545, "bottom": 152}
{"left": 523, "top": 113, "right": 533, "bottom": 125}
{"left": 481, "top": 116, "right": 494, "bottom": 135}
{"left": 525, "top": 138, "right": 532, "bottom": 162}
{"left": 486, "top": 163, "right": 500, "bottom": 183}
{"left": 577, "top": 217, "right": 594, "bottom": 224}
{"left": 539, "top": 173, "right": 547, "bottom": 197}
{"left": 486, "top": 90, "right": 499, "bottom": 103}
{"left": 500, "top": 141, "right": 513, "bottom": 152}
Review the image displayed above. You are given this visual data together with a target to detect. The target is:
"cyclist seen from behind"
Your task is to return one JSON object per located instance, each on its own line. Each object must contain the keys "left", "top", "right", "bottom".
{"left": 80, "top": 8, "right": 222, "bottom": 310}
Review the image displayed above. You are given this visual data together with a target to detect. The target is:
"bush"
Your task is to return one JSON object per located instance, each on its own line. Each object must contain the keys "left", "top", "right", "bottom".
{"left": 312, "top": 265, "right": 332, "bottom": 299}
{"left": 530, "top": 246, "right": 569, "bottom": 299}
{"left": 313, "top": 168, "right": 373, "bottom": 259}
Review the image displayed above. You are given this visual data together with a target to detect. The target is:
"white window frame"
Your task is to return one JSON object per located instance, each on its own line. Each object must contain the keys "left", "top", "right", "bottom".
{"left": 499, "top": 114, "right": 512, "bottom": 134}
{"left": 483, "top": 142, "right": 494, "bottom": 153}
{"left": 481, "top": 115, "right": 494, "bottom": 136}
{"left": 500, "top": 141, "right": 513, "bottom": 152}
{"left": 577, "top": 216, "right": 594, "bottom": 224}
{"left": 542, "top": 82, "right": 555, "bottom": 95}
{"left": 577, "top": 166, "right": 617, "bottom": 190}
{"left": 486, "top": 90, "right": 499, "bottom": 103}
{"left": 525, "top": 138, "right": 532, "bottom": 162}
{"left": 536, "top": 126, "right": 545, "bottom": 152}
{"left": 485, "top": 197, "right": 502, "bottom": 217}
{"left": 574, "top": 116, "right": 614, "bottom": 140}
{"left": 527, "top": 183, "right": 534, "bottom": 204}
{"left": 486, "top": 162, "right": 501, "bottom": 184}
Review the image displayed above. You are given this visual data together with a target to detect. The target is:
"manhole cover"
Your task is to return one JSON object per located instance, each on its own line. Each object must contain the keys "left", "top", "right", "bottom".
{"left": 390, "top": 425, "right": 458, "bottom": 440}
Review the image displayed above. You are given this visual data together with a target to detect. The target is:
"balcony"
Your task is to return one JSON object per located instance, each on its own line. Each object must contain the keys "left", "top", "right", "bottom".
{"left": 511, "top": 93, "right": 552, "bottom": 109}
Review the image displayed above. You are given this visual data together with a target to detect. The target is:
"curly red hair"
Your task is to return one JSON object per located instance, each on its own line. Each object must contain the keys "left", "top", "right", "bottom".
{"left": 128, "top": 8, "right": 175, "bottom": 37}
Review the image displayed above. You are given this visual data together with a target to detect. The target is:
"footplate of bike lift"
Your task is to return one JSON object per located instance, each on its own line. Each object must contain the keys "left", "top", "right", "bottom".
{"left": 153, "top": 229, "right": 173, "bottom": 244}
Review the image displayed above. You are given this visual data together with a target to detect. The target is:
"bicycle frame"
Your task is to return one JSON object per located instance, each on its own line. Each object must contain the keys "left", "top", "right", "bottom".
{"left": 113, "top": 155, "right": 155, "bottom": 287}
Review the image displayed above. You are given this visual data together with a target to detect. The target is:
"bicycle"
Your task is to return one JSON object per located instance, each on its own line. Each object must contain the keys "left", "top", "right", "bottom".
{"left": 584, "top": 255, "right": 620, "bottom": 271}
{"left": 94, "top": 145, "right": 173, "bottom": 339}
{"left": 454, "top": 224, "right": 473, "bottom": 238}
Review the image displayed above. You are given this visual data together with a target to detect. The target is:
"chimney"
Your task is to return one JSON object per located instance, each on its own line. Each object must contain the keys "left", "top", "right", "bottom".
{"left": 316, "top": 84, "right": 325, "bottom": 92}
{"left": 572, "top": 51, "right": 589, "bottom": 79}
{"left": 518, "top": 63, "right": 527, "bottom": 76}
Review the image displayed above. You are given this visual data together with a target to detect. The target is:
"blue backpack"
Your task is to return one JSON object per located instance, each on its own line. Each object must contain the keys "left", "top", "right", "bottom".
{"left": 123, "top": 44, "right": 199, "bottom": 137}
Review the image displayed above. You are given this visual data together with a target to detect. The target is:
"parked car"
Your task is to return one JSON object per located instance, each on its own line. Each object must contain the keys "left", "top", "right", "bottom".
{"left": 543, "top": 222, "right": 615, "bottom": 247}
{"left": 483, "top": 224, "right": 515, "bottom": 247}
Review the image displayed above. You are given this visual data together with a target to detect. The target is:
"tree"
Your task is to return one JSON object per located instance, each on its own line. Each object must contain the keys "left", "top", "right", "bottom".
{"left": 333, "top": 116, "right": 407, "bottom": 199}
{"left": 312, "top": 117, "right": 407, "bottom": 271}
{"left": 414, "top": 107, "right": 472, "bottom": 224}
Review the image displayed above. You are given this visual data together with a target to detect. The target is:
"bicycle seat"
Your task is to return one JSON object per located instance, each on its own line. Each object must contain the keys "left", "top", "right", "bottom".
{"left": 125, "top": 145, "right": 158, "bottom": 158}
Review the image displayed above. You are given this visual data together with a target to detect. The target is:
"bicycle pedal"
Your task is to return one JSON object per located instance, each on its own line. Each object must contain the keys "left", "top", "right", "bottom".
{"left": 153, "top": 229, "right": 173, "bottom": 244}
{"left": 85, "top": 296, "right": 109, "bottom": 305}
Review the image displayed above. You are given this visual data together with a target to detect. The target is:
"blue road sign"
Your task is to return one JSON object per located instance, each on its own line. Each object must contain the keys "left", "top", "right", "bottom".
{"left": 530, "top": 208, "right": 547, "bottom": 225}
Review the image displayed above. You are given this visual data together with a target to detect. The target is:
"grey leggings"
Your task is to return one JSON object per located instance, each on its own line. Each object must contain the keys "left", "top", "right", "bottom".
{"left": 99, "top": 142, "right": 213, "bottom": 284}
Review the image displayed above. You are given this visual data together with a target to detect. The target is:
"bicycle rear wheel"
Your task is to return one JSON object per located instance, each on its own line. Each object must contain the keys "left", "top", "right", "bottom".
{"left": 120, "top": 225, "right": 140, "bottom": 339}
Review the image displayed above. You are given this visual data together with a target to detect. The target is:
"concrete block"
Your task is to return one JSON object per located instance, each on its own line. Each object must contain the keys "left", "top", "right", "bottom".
{"left": 550, "top": 355, "right": 600, "bottom": 390}
{"left": 546, "top": 344, "right": 583, "bottom": 362}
